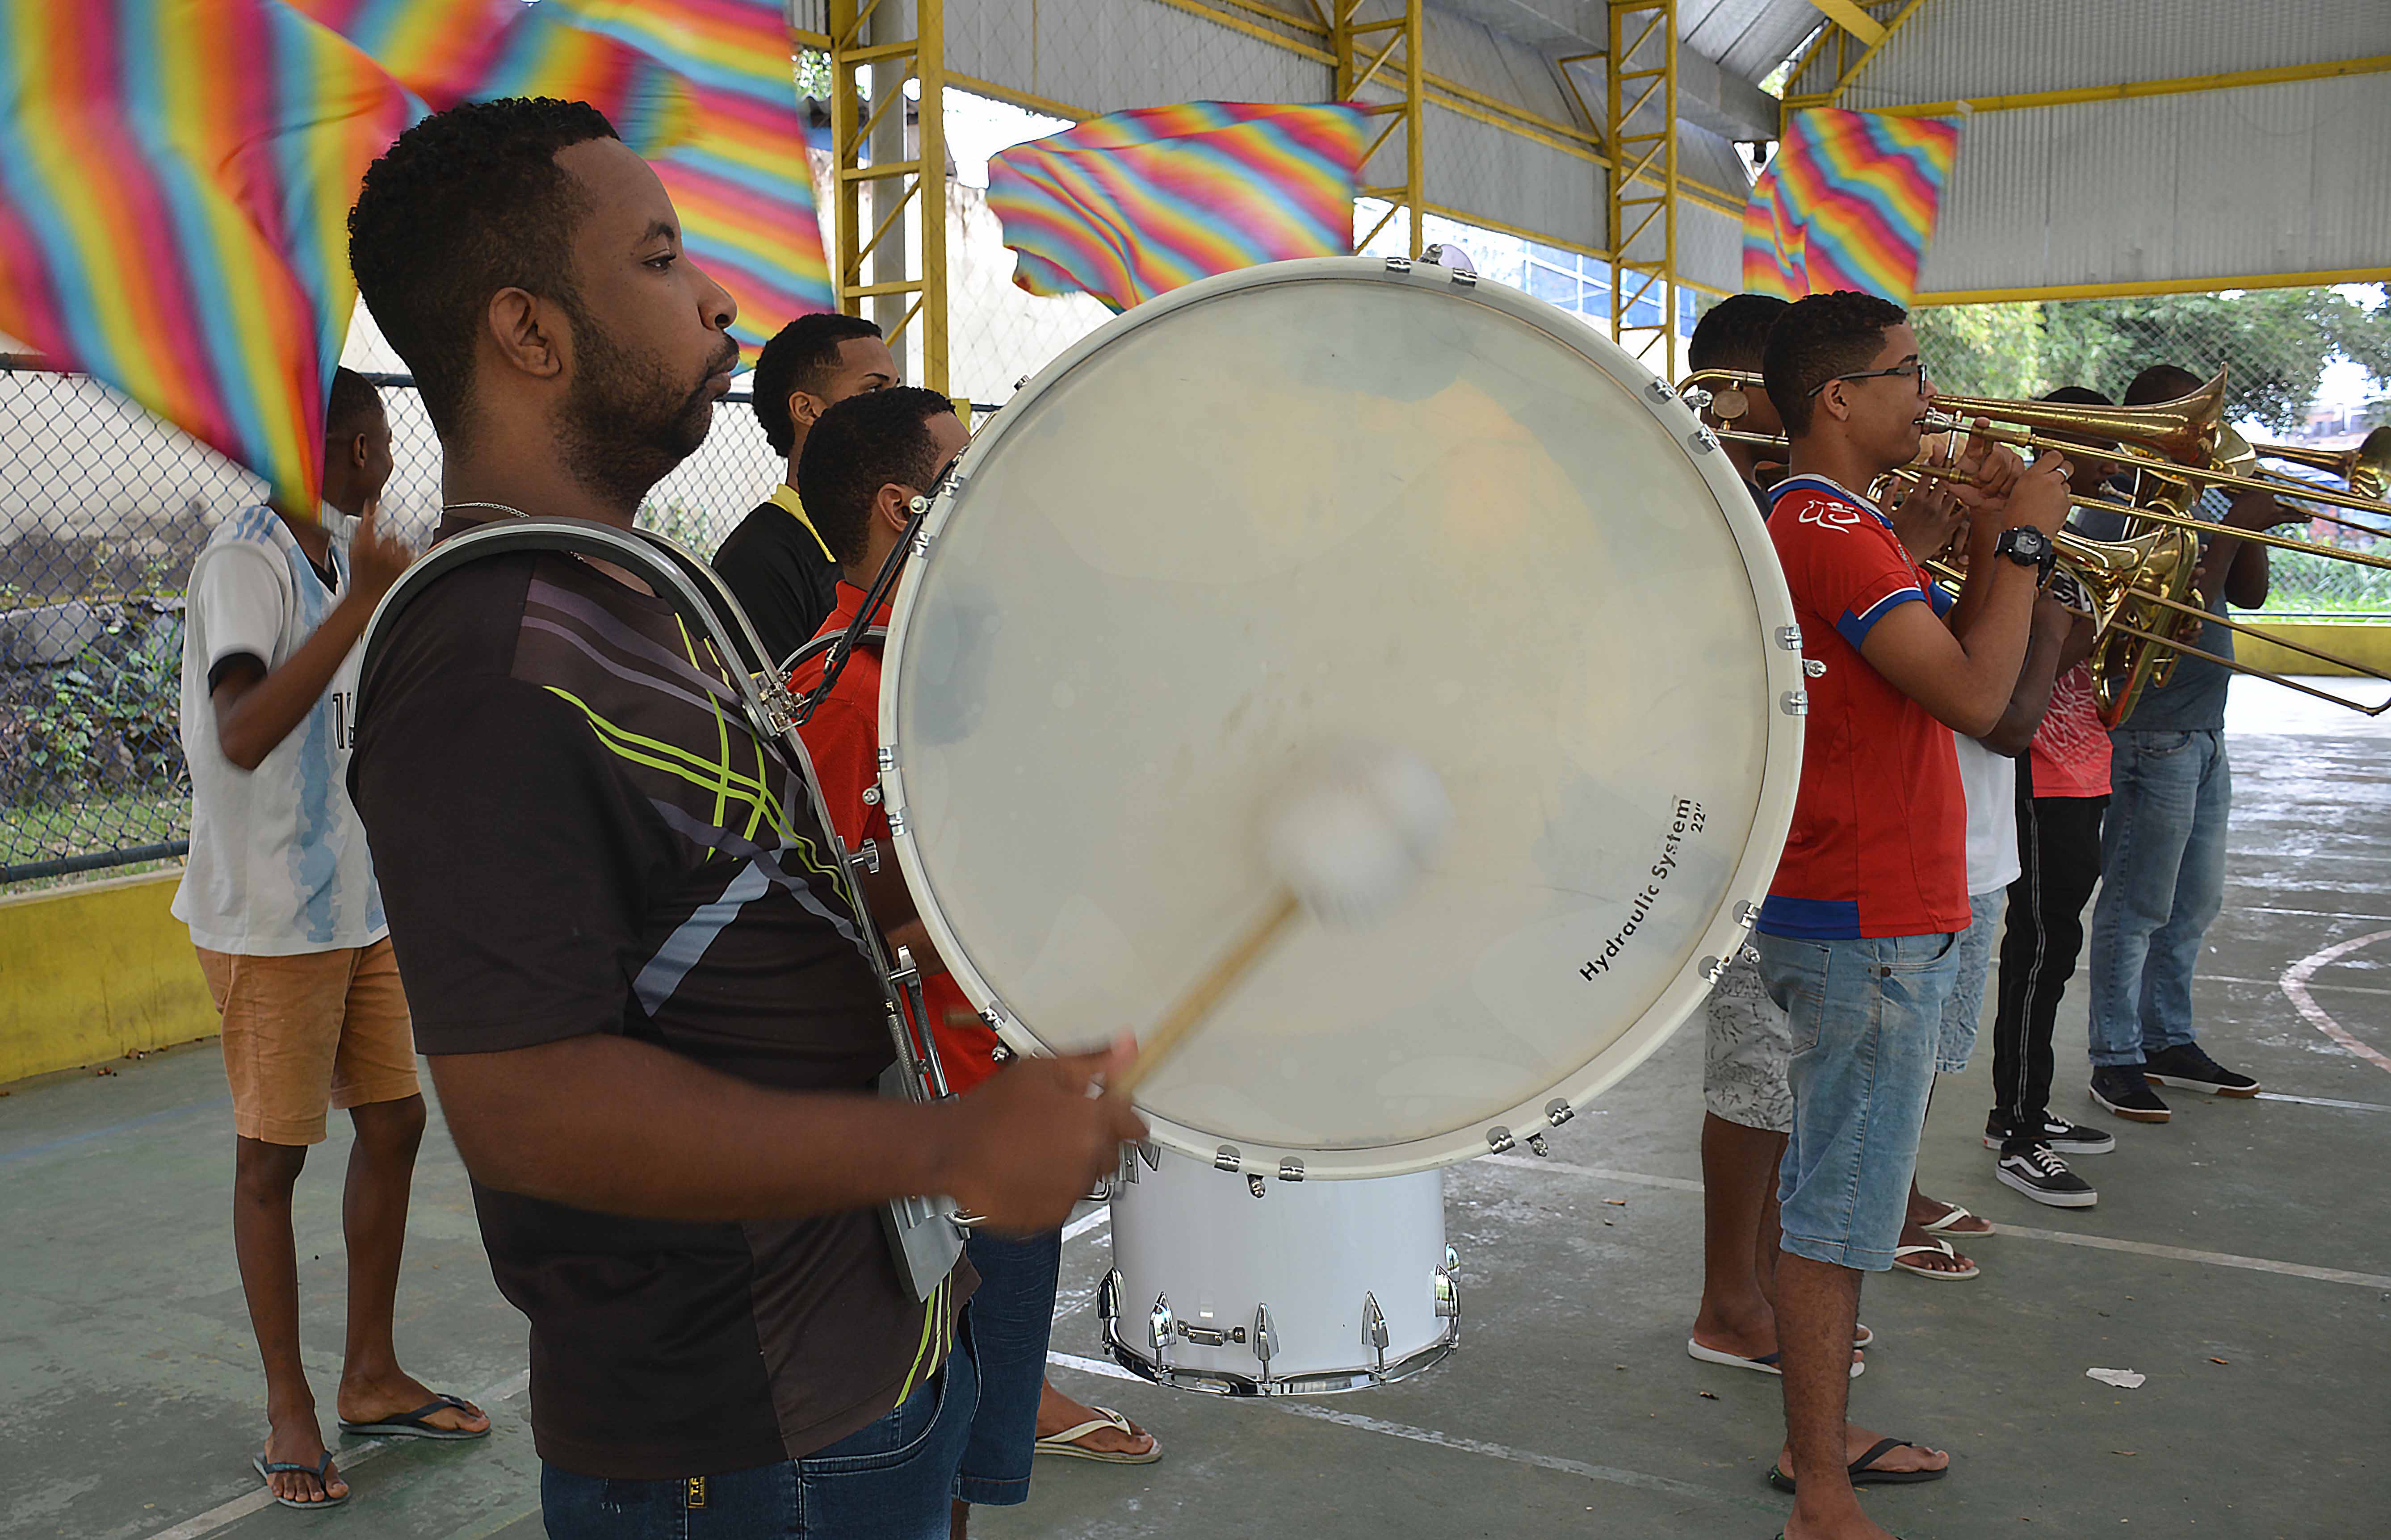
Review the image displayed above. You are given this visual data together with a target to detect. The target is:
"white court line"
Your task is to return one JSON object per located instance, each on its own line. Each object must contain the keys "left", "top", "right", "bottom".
{"left": 1040, "top": 1351, "right": 1772, "bottom": 1513}
{"left": 2207, "top": 974, "right": 2391, "bottom": 1000}
{"left": 1483, "top": 1155, "right": 2391, "bottom": 1291}
{"left": 2256, "top": 1090, "right": 2391, "bottom": 1113}
{"left": 2234, "top": 904, "right": 2391, "bottom": 924}
{"left": 146, "top": 1369, "right": 531, "bottom": 1540}
{"left": 2280, "top": 929, "right": 2391, "bottom": 1077}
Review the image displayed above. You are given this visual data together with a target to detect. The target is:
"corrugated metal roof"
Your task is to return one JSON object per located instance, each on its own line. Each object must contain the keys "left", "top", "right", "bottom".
{"left": 1845, "top": 0, "right": 2391, "bottom": 108}
{"left": 1680, "top": 0, "right": 1823, "bottom": 86}
{"left": 1678, "top": 198, "right": 1746, "bottom": 293}
{"left": 1915, "top": 73, "right": 2391, "bottom": 293}
{"left": 945, "top": 0, "right": 1329, "bottom": 115}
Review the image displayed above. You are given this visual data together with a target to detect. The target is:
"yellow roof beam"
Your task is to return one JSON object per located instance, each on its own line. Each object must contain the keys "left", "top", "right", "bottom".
{"left": 1803, "top": 0, "right": 1885, "bottom": 46}
{"left": 1875, "top": 53, "right": 2391, "bottom": 117}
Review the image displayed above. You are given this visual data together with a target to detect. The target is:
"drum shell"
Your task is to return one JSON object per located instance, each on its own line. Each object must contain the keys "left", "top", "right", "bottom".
{"left": 1103, "top": 1150, "right": 1454, "bottom": 1394}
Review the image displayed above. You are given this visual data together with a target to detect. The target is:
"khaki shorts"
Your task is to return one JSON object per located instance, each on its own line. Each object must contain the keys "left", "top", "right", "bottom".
{"left": 198, "top": 938, "right": 419, "bottom": 1146}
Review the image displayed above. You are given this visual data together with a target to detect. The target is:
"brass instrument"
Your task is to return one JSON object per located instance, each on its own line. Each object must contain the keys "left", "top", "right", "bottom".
{"left": 2249, "top": 424, "right": 2391, "bottom": 504}
{"left": 1684, "top": 368, "right": 2391, "bottom": 719}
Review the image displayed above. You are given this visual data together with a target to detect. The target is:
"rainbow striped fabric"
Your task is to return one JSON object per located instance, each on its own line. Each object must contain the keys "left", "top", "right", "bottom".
{"left": 1741, "top": 107, "right": 1960, "bottom": 306}
{"left": 541, "top": 0, "right": 833, "bottom": 354}
{"left": 0, "top": 0, "right": 410, "bottom": 510}
{"left": 986, "top": 102, "right": 1368, "bottom": 312}
{"left": 288, "top": 0, "right": 693, "bottom": 153}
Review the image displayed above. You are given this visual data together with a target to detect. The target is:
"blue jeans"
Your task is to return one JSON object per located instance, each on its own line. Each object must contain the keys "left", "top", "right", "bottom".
{"left": 541, "top": 1320, "right": 979, "bottom": 1540}
{"left": 1935, "top": 891, "right": 2005, "bottom": 1075}
{"left": 1756, "top": 930, "right": 1963, "bottom": 1271}
{"left": 2086, "top": 729, "right": 2229, "bottom": 1068}
{"left": 956, "top": 1228, "right": 1061, "bottom": 1506}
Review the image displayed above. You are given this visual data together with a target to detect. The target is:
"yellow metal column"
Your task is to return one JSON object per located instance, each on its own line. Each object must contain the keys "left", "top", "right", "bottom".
{"left": 1605, "top": 0, "right": 1677, "bottom": 377}
{"left": 1336, "top": 0, "right": 1424, "bottom": 259}
{"left": 828, "top": 0, "right": 949, "bottom": 393}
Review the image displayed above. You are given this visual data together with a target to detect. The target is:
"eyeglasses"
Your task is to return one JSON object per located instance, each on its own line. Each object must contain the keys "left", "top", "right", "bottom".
{"left": 1808, "top": 359, "right": 1931, "bottom": 396}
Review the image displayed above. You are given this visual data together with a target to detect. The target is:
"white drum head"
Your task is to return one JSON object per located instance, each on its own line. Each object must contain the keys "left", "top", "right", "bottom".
{"left": 880, "top": 258, "right": 1800, "bottom": 1178}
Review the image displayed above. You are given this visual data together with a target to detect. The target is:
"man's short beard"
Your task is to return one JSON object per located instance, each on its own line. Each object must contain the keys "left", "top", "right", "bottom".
{"left": 554, "top": 300, "right": 718, "bottom": 514}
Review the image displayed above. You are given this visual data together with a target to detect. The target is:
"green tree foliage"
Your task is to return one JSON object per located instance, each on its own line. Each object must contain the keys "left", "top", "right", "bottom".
{"left": 1909, "top": 285, "right": 2391, "bottom": 430}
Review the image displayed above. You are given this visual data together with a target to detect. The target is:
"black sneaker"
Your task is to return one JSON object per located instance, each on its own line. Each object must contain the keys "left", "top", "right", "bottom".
{"left": 1982, "top": 1113, "right": 2116, "bottom": 1155}
{"left": 1996, "top": 1143, "right": 2097, "bottom": 1208}
{"left": 2143, "top": 1042, "right": 2260, "bottom": 1098}
{"left": 2090, "top": 1066, "right": 2171, "bottom": 1123}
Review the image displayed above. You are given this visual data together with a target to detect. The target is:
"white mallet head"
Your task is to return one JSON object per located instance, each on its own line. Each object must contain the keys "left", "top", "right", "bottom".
{"left": 1265, "top": 741, "right": 1452, "bottom": 926}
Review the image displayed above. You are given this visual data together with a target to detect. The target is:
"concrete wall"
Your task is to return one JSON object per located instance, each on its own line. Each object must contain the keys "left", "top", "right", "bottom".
{"left": 0, "top": 871, "right": 215, "bottom": 1086}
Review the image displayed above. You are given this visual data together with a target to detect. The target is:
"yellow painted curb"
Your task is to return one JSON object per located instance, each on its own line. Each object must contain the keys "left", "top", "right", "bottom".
{"left": 0, "top": 870, "right": 216, "bottom": 1087}
{"left": 2236, "top": 621, "right": 2391, "bottom": 682}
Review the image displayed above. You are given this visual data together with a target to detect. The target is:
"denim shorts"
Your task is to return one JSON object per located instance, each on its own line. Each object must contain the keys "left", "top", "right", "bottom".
{"left": 956, "top": 1227, "right": 1063, "bottom": 1506}
{"left": 540, "top": 1318, "right": 979, "bottom": 1540}
{"left": 1935, "top": 891, "right": 2006, "bottom": 1075}
{"left": 1755, "top": 929, "right": 1964, "bottom": 1272}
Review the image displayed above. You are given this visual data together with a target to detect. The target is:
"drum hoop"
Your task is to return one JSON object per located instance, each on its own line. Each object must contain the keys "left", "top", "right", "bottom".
{"left": 876, "top": 255, "right": 1805, "bottom": 1178}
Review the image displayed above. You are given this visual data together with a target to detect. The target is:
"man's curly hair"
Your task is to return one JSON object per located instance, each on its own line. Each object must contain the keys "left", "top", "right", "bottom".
{"left": 348, "top": 98, "right": 618, "bottom": 442}
{"left": 1761, "top": 290, "right": 1909, "bottom": 438}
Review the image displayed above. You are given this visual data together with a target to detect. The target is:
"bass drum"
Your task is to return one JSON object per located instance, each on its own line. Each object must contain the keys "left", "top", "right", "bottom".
{"left": 1100, "top": 1149, "right": 1455, "bottom": 1396}
{"left": 879, "top": 256, "right": 1802, "bottom": 1179}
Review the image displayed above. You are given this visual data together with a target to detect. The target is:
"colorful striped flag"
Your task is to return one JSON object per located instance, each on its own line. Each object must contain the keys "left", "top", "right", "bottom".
{"left": 287, "top": 0, "right": 694, "bottom": 153}
{"left": 987, "top": 102, "right": 1369, "bottom": 313}
{"left": 0, "top": 0, "right": 411, "bottom": 510}
{"left": 1741, "top": 107, "right": 1960, "bottom": 306}
{"left": 541, "top": 0, "right": 834, "bottom": 354}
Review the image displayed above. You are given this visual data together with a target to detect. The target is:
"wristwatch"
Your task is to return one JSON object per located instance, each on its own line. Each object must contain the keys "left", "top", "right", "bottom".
{"left": 1993, "top": 526, "right": 2057, "bottom": 578}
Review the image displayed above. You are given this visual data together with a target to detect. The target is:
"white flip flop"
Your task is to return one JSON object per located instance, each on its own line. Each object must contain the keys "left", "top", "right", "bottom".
{"left": 1034, "top": 1406, "right": 1162, "bottom": 1464}
{"left": 1892, "top": 1240, "right": 1980, "bottom": 1281}
{"left": 1686, "top": 1339, "right": 1864, "bottom": 1378}
{"left": 1919, "top": 1202, "right": 1989, "bottom": 1235}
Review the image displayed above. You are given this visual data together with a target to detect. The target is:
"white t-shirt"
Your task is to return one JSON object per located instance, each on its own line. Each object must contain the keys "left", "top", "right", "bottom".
{"left": 1953, "top": 733, "right": 2020, "bottom": 899}
{"left": 173, "top": 507, "right": 386, "bottom": 955}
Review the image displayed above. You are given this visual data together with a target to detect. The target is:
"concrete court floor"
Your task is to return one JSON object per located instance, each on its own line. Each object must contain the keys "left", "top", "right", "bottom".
{"left": 3, "top": 682, "right": 2386, "bottom": 1540}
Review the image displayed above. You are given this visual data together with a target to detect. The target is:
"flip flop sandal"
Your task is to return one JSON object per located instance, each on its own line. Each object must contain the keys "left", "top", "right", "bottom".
{"left": 338, "top": 1393, "right": 491, "bottom": 1440}
{"left": 1920, "top": 1202, "right": 1991, "bottom": 1235}
{"left": 1855, "top": 1323, "right": 1874, "bottom": 1349}
{"left": 1892, "top": 1240, "right": 1980, "bottom": 1281}
{"left": 1686, "top": 1339, "right": 1864, "bottom": 1378}
{"left": 1034, "top": 1406, "right": 1161, "bottom": 1465}
{"left": 1767, "top": 1436, "right": 1950, "bottom": 1494}
{"left": 252, "top": 1450, "right": 350, "bottom": 1510}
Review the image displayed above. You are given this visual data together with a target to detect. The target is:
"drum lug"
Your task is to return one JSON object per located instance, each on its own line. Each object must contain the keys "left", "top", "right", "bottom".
{"left": 1115, "top": 1145, "right": 1140, "bottom": 1186}
{"left": 1362, "top": 1292, "right": 1390, "bottom": 1372}
{"left": 1735, "top": 900, "right": 1762, "bottom": 929}
{"left": 1247, "top": 1174, "right": 1267, "bottom": 1199}
{"left": 1447, "top": 268, "right": 1477, "bottom": 287}
{"left": 1098, "top": 1268, "right": 1121, "bottom": 1327}
{"left": 1433, "top": 1262, "right": 1460, "bottom": 1321}
{"left": 1148, "top": 1294, "right": 1176, "bottom": 1358}
{"left": 1544, "top": 1098, "right": 1574, "bottom": 1128}
{"left": 886, "top": 805, "right": 908, "bottom": 835}
{"left": 875, "top": 745, "right": 895, "bottom": 773}
{"left": 1645, "top": 377, "right": 1675, "bottom": 404}
{"left": 1686, "top": 427, "right": 1721, "bottom": 455}
{"left": 1213, "top": 1144, "right": 1243, "bottom": 1175}
{"left": 1383, "top": 255, "right": 1414, "bottom": 273}
{"left": 1445, "top": 1243, "right": 1460, "bottom": 1271}
{"left": 1526, "top": 1133, "right": 1549, "bottom": 1158}
{"left": 1699, "top": 955, "right": 1727, "bottom": 983}
{"left": 754, "top": 676, "right": 800, "bottom": 735}
{"left": 1485, "top": 1126, "right": 1515, "bottom": 1155}
{"left": 1140, "top": 1141, "right": 1162, "bottom": 1172}
{"left": 1251, "top": 1305, "right": 1275, "bottom": 1369}
{"left": 1277, "top": 1158, "right": 1305, "bottom": 1183}
{"left": 1775, "top": 625, "right": 1803, "bottom": 651}
{"left": 1780, "top": 690, "right": 1809, "bottom": 716}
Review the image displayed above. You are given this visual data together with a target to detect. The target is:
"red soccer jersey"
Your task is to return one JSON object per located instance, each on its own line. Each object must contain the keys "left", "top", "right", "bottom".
{"left": 1757, "top": 475, "right": 1969, "bottom": 940}
{"left": 2027, "top": 662, "right": 2112, "bottom": 799}
{"left": 791, "top": 582, "right": 1006, "bottom": 1094}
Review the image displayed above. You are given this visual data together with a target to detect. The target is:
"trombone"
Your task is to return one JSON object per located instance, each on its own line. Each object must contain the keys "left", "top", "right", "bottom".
{"left": 1682, "top": 368, "right": 2391, "bottom": 720}
{"left": 2247, "top": 424, "right": 2391, "bottom": 504}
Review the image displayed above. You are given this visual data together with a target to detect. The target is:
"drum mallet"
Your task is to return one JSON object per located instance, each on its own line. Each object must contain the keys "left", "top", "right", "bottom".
{"left": 1113, "top": 742, "right": 1452, "bottom": 1096}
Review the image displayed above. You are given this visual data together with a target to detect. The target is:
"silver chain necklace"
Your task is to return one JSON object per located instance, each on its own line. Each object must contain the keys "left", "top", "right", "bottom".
{"left": 443, "top": 501, "right": 533, "bottom": 521}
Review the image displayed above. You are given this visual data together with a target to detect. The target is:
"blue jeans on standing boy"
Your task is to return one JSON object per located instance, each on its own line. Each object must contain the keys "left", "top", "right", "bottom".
{"left": 955, "top": 1227, "right": 1064, "bottom": 1507}
{"left": 1753, "top": 930, "right": 1965, "bottom": 1272}
{"left": 541, "top": 1321, "right": 979, "bottom": 1540}
{"left": 2085, "top": 729, "right": 2229, "bottom": 1068}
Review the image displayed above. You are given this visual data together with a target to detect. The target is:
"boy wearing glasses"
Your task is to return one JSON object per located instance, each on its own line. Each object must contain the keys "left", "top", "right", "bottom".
{"left": 1751, "top": 292, "right": 2071, "bottom": 1540}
